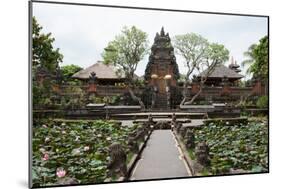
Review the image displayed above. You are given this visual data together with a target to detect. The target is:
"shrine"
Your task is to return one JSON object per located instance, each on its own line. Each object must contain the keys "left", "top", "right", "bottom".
{"left": 196, "top": 57, "right": 244, "bottom": 86}
{"left": 144, "top": 27, "right": 180, "bottom": 109}
{"left": 68, "top": 28, "right": 265, "bottom": 110}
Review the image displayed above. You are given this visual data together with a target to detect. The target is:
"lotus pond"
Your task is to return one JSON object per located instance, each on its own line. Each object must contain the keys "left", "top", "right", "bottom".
{"left": 193, "top": 119, "right": 268, "bottom": 175}
{"left": 32, "top": 120, "right": 138, "bottom": 187}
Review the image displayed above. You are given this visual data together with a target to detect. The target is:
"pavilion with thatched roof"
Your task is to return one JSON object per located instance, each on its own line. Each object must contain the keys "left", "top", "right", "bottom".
{"left": 72, "top": 61, "right": 127, "bottom": 85}
{"left": 196, "top": 64, "right": 244, "bottom": 86}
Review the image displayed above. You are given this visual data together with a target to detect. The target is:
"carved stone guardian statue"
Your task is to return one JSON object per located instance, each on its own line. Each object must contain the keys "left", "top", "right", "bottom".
{"left": 128, "top": 135, "right": 139, "bottom": 154}
{"left": 195, "top": 141, "right": 210, "bottom": 166}
{"left": 107, "top": 143, "right": 127, "bottom": 177}
{"left": 175, "top": 122, "right": 183, "bottom": 134}
{"left": 179, "top": 126, "right": 188, "bottom": 138}
{"left": 184, "top": 129, "right": 195, "bottom": 149}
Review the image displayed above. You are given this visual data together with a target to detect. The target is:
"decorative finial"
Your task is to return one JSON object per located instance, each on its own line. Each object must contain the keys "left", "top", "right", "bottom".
{"left": 231, "top": 56, "right": 234, "bottom": 64}
{"left": 154, "top": 32, "right": 160, "bottom": 42}
{"left": 160, "top": 27, "right": 165, "bottom": 36}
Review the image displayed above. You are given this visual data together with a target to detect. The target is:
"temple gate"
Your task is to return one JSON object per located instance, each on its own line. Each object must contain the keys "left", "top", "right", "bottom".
{"left": 144, "top": 27, "right": 180, "bottom": 109}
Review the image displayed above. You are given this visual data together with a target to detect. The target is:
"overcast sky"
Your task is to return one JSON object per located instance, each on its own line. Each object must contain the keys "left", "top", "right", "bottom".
{"left": 33, "top": 2, "right": 268, "bottom": 78}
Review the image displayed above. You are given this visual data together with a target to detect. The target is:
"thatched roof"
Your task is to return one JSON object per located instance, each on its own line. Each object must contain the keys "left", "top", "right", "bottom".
{"left": 72, "top": 61, "right": 125, "bottom": 80}
{"left": 198, "top": 64, "right": 244, "bottom": 79}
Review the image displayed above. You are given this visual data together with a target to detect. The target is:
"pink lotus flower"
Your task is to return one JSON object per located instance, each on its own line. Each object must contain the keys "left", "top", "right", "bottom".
{"left": 84, "top": 146, "right": 90, "bottom": 151}
{"left": 42, "top": 153, "right": 49, "bottom": 161}
{"left": 56, "top": 168, "right": 66, "bottom": 178}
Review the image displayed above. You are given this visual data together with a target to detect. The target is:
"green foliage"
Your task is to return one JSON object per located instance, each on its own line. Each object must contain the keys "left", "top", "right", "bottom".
{"left": 242, "top": 36, "right": 268, "bottom": 80}
{"left": 89, "top": 95, "right": 121, "bottom": 105}
{"left": 251, "top": 36, "right": 268, "bottom": 80}
{"left": 63, "top": 87, "right": 87, "bottom": 109}
{"left": 173, "top": 33, "right": 209, "bottom": 80}
{"left": 102, "top": 26, "right": 149, "bottom": 82}
{"left": 194, "top": 120, "right": 268, "bottom": 175}
{"left": 102, "top": 26, "right": 149, "bottom": 109}
{"left": 173, "top": 33, "right": 229, "bottom": 104}
{"left": 32, "top": 17, "right": 63, "bottom": 109}
{"left": 206, "top": 43, "right": 229, "bottom": 66}
{"left": 173, "top": 33, "right": 229, "bottom": 81}
{"left": 242, "top": 44, "right": 257, "bottom": 70}
{"left": 187, "top": 149, "right": 195, "bottom": 160}
{"left": 60, "top": 64, "right": 82, "bottom": 84}
{"left": 256, "top": 96, "right": 268, "bottom": 108}
{"left": 122, "top": 91, "right": 140, "bottom": 105}
{"left": 134, "top": 77, "right": 145, "bottom": 87}
{"left": 32, "top": 16, "right": 63, "bottom": 74}
{"left": 32, "top": 120, "right": 139, "bottom": 187}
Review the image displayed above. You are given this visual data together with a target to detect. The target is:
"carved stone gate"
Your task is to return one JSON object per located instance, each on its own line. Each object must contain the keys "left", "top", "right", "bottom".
{"left": 144, "top": 27, "right": 180, "bottom": 109}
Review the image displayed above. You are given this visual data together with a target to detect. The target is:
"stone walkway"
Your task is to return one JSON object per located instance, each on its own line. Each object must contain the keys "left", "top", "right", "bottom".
{"left": 130, "top": 130, "right": 191, "bottom": 180}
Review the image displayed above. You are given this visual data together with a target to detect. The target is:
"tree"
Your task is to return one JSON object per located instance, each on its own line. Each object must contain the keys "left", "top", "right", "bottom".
{"left": 251, "top": 36, "right": 268, "bottom": 80}
{"left": 60, "top": 64, "right": 82, "bottom": 84}
{"left": 102, "top": 26, "right": 149, "bottom": 109}
{"left": 32, "top": 17, "right": 63, "bottom": 108}
{"left": 173, "top": 33, "right": 229, "bottom": 105}
{"left": 242, "top": 36, "right": 268, "bottom": 80}
{"left": 174, "top": 33, "right": 209, "bottom": 83}
{"left": 241, "top": 44, "right": 257, "bottom": 72}
{"left": 32, "top": 17, "right": 63, "bottom": 74}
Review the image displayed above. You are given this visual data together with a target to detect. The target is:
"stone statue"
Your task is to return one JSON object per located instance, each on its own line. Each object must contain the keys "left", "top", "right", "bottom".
{"left": 89, "top": 71, "right": 97, "bottom": 84}
{"left": 128, "top": 136, "right": 139, "bottom": 154}
{"left": 107, "top": 143, "right": 127, "bottom": 177}
{"left": 148, "top": 114, "right": 154, "bottom": 125}
{"left": 184, "top": 129, "right": 195, "bottom": 149}
{"left": 203, "top": 113, "right": 209, "bottom": 119}
{"left": 135, "top": 127, "right": 145, "bottom": 142}
{"left": 175, "top": 122, "right": 183, "bottom": 134}
{"left": 142, "top": 122, "right": 150, "bottom": 135}
{"left": 195, "top": 141, "right": 210, "bottom": 166}
{"left": 179, "top": 126, "right": 188, "bottom": 138}
{"left": 167, "top": 90, "right": 171, "bottom": 109}
{"left": 151, "top": 86, "right": 157, "bottom": 109}
{"left": 172, "top": 113, "right": 176, "bottom": 124}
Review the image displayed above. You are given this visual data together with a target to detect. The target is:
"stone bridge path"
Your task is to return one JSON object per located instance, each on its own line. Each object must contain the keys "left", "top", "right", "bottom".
{"left": 130, "top": 130, "right": 191, "bottom": 180}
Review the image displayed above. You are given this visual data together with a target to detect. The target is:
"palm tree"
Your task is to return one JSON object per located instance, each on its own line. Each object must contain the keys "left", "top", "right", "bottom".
{"left": 241, "top": 44, "right": 257, "bottom": 75}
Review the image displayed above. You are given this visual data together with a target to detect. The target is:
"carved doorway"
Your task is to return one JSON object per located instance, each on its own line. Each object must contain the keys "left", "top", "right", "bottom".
{"left": 157, "top": 78, "right": 166, "bottom": 94}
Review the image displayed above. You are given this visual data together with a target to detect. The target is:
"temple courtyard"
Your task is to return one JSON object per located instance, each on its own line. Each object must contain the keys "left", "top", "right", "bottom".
{"left": 32, "top": 18, "right": 268, "bottom": 187}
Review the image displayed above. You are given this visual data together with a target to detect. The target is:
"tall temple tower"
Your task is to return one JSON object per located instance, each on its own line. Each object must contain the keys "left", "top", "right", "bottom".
{"left": 228, "top": 56, "right": 242, "bottom": 73}
{"left": 144, "top": 27, "right": 180, "bottom": 109}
